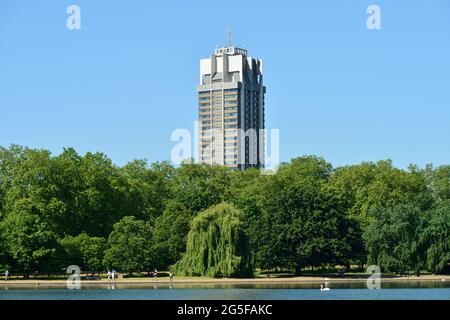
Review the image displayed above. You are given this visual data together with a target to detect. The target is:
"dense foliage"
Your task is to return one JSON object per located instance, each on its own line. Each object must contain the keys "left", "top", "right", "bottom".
{"left": 0, "top": 145, "right": 449, "bottom": 276}
{"left": 175, "top": 203, "right": 252, "bottom": 277}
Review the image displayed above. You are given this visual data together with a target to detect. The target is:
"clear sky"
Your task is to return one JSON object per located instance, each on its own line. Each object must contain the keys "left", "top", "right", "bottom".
{"left": 1, "top": 0, "right": 449, "bottom": 169}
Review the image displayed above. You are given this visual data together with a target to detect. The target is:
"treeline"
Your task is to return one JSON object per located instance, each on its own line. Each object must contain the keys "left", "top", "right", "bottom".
{"left": 0, "top": 145, "right": 449, "bottom": 277}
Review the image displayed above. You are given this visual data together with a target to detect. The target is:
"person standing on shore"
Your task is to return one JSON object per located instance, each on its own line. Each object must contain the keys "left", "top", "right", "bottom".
{"left": 107, "top": 270, "right": 112, "bottom": 281}
{"left": 4, "top": 270, "right": 9, "bottom": 281}
{"left": 111, "top": 270, "right": 116, "bottom": 282}
{"left": 153, "top": 269, "right": 158, "bottom": 281}
{"left": 169, "top": 271, "right": 174, "bottom": 289}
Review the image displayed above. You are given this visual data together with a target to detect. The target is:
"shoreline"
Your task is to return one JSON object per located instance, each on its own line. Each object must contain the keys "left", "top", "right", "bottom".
{"left": 1, "top": 274, "right": 449, "bottom": 286}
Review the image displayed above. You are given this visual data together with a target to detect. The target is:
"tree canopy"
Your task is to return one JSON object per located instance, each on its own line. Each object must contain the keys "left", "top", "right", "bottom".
{"left": 103, "top": 216, "right": 154, "bottom": 273}
{"left": 0, "top": 145, "right": 448, "bottom": 276}
{"left": 175, "top": 203, "right": 253, "bottom": 278}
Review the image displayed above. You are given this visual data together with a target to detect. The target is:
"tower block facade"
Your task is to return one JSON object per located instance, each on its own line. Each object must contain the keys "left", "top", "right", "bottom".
{"left": 197, "top": 46, "right": 265, "bottom": 170}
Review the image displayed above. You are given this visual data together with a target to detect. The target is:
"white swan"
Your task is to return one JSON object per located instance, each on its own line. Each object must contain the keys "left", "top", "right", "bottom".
{"left": 320, "top": 284, "right": 331, "bottom": 291}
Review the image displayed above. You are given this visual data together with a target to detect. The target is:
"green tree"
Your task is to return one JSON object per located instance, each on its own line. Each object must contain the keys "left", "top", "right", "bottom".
{"left": 424, "top": 164, "right": 450, "bottom": 204}
{"left": 228, "top": 170, "right": 270, "bottom": 269}
{"left": 0, "top": 145, "right": 28, "bottom": 217}
{"left": 0, "top": 147, "right": 130, "bottom": 238}
{"left": 120, "top": 160, "right": 174, "bottom": 220}
{"left": 420, "top": 204, "right": 450, "bottom": 273}
{"left": 103, "top": 216, "right": 154, "bottom": 274}
{"left": 175, "top": 203, "right": 253, "bottom": 278}
{"left": 172, "top": 164, "right": 231, "bottom": 213}
{"left": 67, "top": 151, "right": 130, "bottom": 237}
{"left": 330, "top": 160, "right": 433, "bottom": 227}
{"left": 257, "top": 156, "right": 363, "bottom": 273}
{"left": 0, "top": 229, "right": 11, "bottom": 270}
{"left": 152, "top": 201, "right": 193, "bottom": 269}
{"left": 0, "top": 199, "right": 61, "bottom": 273}
{"left": 60, "top": 233, "right": 106, "bottom": 273}
{"left": 364, "top": 204, "right": 425, "bottom": 274}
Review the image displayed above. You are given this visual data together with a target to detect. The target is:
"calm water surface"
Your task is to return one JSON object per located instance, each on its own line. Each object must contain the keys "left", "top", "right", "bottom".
{"left": 0, "top": 281, "right": 449, "bottom": 300}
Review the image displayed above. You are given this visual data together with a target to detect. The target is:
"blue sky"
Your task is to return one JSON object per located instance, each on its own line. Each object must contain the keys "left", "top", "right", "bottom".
{"left": 1, "top": 0, "right": 449, "bottom": 169}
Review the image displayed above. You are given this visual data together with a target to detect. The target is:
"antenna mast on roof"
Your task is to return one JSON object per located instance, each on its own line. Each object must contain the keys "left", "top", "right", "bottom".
{"left": 228, "top": 22, "right": 232, "bottom": 47}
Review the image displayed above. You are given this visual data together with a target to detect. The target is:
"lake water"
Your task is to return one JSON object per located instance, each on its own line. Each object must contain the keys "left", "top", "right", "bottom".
{"left": 0, "top": 281, "right": 449, "bottom": 300}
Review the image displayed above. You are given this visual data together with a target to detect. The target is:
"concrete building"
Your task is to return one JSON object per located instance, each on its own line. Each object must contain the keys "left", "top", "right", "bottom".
{"left": 197, "top": 44, "right": 265, "bottom": 170}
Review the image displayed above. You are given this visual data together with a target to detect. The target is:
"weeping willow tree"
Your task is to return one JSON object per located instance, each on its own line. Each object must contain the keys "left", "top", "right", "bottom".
{"left": 174, "top": 203, "right": 253, "bottom": 278}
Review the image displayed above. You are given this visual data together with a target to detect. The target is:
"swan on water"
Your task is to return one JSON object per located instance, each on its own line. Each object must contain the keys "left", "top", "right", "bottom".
{"left": 320, "top": 284, "right": 331, "bottom": 291}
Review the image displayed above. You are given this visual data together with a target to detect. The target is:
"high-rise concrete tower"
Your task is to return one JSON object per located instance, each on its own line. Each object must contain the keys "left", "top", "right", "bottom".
{"left": 197, "top": 43, "right": 265, "bottom": 170}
